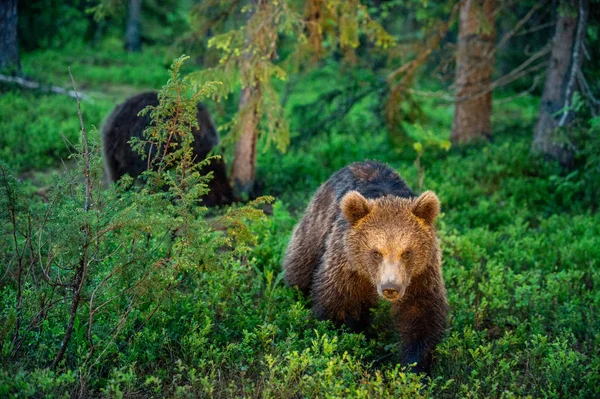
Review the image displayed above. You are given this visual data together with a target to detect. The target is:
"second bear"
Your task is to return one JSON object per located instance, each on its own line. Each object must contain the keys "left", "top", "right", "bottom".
{"left": 283, "top": 160, "right": 448, "bottom": 375}
{"left": 102, "top": 91, "right": 234, "bottom": 206}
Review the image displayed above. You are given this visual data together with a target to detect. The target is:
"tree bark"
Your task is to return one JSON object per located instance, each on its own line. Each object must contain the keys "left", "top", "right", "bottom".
{"left": 230, "top": 0, "right": 265, "bottom": 198}
{"left": 451, "top": 0, "right": 496, "bottom": 144}
{"left": 231, "top": 85, "right": 260, "bottom": 197}
{"left": 532, "top": 0, "right": 588, "bottom": 166}
{"left": 125, "top": 0, "right": 142, "bottom": 52}
{"left": 0, "top": 0, "right": 20, "bottom": 73}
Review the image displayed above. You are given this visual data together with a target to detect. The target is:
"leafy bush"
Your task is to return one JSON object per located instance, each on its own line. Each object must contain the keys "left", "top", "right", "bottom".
{"left": 0, "top": 59, "right": 273, "bottom": 397}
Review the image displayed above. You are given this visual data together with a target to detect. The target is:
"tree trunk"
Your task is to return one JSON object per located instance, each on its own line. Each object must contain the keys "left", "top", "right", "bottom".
{"left": 451, "top": 0, "right": 496, "bottom": 144}
{"left": 532, "top": 0, "right": 588, "bottom": 166}
{"left": 231, "top": 85, "right": 260, "bottom": 197}
{"left": 230, "top": 0, "right": 265, "bottom": 198}
{"left": 0, "top": 0, "right": 20, "bottom": 73}
{"left": 125, "top": 0, "right": 142, "bottom": 52}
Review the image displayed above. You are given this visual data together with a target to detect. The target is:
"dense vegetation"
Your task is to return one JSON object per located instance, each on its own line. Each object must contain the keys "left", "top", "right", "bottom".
{"left": 1, "top": 1, "right": 599, "bottom": 398}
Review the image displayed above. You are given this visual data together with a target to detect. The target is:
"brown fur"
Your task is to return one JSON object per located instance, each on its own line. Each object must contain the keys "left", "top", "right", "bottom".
{"left": 283, "top": 161, "right": 448, "bottom": 374}
{"left": 101, "top": 91, "right": 234, "bottom": 206}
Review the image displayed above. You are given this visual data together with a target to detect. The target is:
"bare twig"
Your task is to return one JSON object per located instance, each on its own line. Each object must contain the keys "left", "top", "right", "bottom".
{"left": 449, "top": 0, "right": 549, "bottom": 92}
{"left": 51, "top": 69, "right": 94, "bottom": 370}
{"left": 578, "top": 70, "right": 599, "bottom": 116}
{"left": 559, "top": 0, "right": 587, "bottom": 127}
{"left": 86, "top": 297, "right": 136, "bottom": 371}
{"left": 407, "top": 57, "right": 548, "bottom": 104}
{"left": 515, "top": 21, "right": 554, "bottom": 36}
{"left": 414, "top": 152, "right": 424, "bottom": 194}
{"left": 86, "top": 261, "right": 139, "bottom": 365}
{"left": 69, "top": 67, "right": 92, "bottom": 212}
{"left": 51, "top": 249, "right": 89, "bottom": 369}
{"left": 486, "top": 0, "right": 547, "bottom": 64}
{"left": 131, "top": 281, "right": 179, "bottom": 337}
{"left": 492, "top": 75, "right": 542, "bottom": 105}
{"left": 0, "top": 164, "right": 24, "bottom": 351}
{"left": 387, "top": 0, "right": 462, "bottom": 84}
{"left": 577, "top": 70, "right": 599, "bottom": 106}
{"left": 11, "top": 293, "right": 67, "bottom": 358}
{"left": 582, "top": 43, "right": 590, "bottom": 61}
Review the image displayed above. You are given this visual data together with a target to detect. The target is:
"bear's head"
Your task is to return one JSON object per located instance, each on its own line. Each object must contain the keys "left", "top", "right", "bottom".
{"left": 341, "top": 190, "right": 440, "bottom": 302}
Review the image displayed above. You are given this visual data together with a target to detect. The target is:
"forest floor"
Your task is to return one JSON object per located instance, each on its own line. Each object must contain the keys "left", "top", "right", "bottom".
{"left": 1, "top": 44, "right": 599, "bottom": 398}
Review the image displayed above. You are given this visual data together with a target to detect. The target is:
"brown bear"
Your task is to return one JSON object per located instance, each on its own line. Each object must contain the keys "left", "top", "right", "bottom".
{"left": 101, "top": 91, "right": 234, "bottom": 206}
{"left": 283, "top": 160, "right": 448, "bottom": 375}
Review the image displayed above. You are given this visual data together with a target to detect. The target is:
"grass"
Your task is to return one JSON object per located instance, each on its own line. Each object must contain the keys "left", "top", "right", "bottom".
{"left": 0, "top": 45, "right": 598, "bottom": 398}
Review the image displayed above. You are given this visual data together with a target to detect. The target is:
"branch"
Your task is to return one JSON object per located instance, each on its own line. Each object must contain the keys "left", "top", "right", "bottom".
{"left": 487, "top": 0, "right": 548, "bottom": 64}
{"left": 50, "top": 251, "right": 88, "bottom": 369}
{"left": 515, "top": 21, "right": 554, "bottom": 37}
{"left": 449, "top": 0, "right": 548, "bottom": 91}
{"left": 559, "top": 0, "right": 587, "bottom": 127}
{"left": 578, "top": 70, "right": 599, "bottom": 116}
{"left": 85, "top": 297, "right": 136, "bottom": 372}
{"left": 51, "top": 68, "right": 93, "bottom": 370}
{"left": 406, "top": 45, "right": 550, "bottom": 103}
{"left": 387, "top": 0, "right": 462, "bottom": 83}
{"left": 0, "top": 74, "right": 91, "bottom": 101}
{"left": 492, "top": 75, "right": 542, "bottom": 105}
{"left": 11, "top": 293, "right": 67, "bottom": 358}
{"left": 68, "top": 67, "right": 92, "bottom": 212}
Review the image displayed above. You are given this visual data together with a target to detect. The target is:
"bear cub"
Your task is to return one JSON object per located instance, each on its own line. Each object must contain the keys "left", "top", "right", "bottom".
{"left": 102, "top": 91, "right": 234, "bottom": 206}
{"left": 283, "top": 160, "right": 448, "bottom": 374}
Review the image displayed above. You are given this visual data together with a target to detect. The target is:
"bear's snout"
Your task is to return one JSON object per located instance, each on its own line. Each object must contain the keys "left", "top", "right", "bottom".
{"left": 379, "top": 282, "right": 406, "bottom": 301}
{"left": 377, "top": 261, "right": 408, "bottom": 301}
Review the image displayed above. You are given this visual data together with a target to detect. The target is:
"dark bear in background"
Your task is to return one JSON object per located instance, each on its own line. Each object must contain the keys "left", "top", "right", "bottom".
{"left": 102, "top": 92, "right": 234, "bottom": 206}
{"left": 283, "top": 161, "right": 448, "bottom": 375}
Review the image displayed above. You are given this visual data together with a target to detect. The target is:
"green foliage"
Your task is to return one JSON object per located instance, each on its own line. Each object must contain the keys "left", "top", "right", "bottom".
{"left": 0, "top": 91, "right": 110, "bottom": 171}
{"left": 187, "top": 0, "right": 394, "bottom": 157}
{"left": 0, "top": 44, "right": 177, "bottom": 173}
{"left": 130, "top": 55, "right": 222, "bottom": 193}
{"left": 21, "top": 43, "right": 172, "bottom": 88}
{"left": 0, "top": 58, "right": 272, "bottom": 397}
{"left": 18, "top": 0, "right": 95, "bottom": 51}
{"left": 403, "top": 122, "right": 450, "bottom": 192}
{"left": 572, "top": 115, "right": 600, "bottom": 208}
{"left": 188, "top": 0, "right": 301, "bottom": 154}
{"left": 2, "top": 2, "right": 600, "bottom": 395}
{"left": 19, "top": 0, "right": 194, "bottom": 52}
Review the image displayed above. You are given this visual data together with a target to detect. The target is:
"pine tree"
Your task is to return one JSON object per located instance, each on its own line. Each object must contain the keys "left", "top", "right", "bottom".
{"left": 190, "top": 0, "right": 392, "bottom": 197}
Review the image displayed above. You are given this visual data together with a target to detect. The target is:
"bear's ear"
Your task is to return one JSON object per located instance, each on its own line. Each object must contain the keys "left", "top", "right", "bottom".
{"left": 341, "top": 191, "right": 371, "bottom": 226}
{"left": 412, "top": 191, "right": 440, "bottom": 224}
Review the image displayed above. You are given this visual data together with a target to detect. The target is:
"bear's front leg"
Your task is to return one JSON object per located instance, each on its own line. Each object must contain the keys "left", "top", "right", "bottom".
{"left": 393, "top": 281, "right": 448, "bottom": 375}
{"left": 311, "top": 260, "right": 375, "bottom": 332}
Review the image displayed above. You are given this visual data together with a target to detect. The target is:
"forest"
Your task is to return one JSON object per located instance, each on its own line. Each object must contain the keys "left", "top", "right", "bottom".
{"left": 0, "top": 0, "right": 599, "bottom": 397}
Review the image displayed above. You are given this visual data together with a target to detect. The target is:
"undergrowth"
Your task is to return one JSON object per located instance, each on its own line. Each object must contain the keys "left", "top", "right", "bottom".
{"left": 0, "top": 50, "right": 599, "bottom": 398}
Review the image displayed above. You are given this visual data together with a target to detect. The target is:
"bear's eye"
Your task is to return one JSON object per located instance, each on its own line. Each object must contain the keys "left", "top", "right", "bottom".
{"left": 402, "top": 250, "right": 413, "bottom": 260}
{"left": 371, "top": 250, "right": 383, "bottom": 261}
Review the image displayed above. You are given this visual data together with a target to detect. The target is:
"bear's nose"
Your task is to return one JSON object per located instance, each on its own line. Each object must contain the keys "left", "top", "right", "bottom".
{"left": 380, "top": 283, "right": 403, "bottom": 301}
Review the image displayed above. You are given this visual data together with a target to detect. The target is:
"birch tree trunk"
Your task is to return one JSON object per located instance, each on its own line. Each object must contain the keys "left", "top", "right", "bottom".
{"left": 532, "top": 0, "right": 588, "bottom": 166}
{"left": 451, "top": 0, "right": 496, "bottom": 144}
